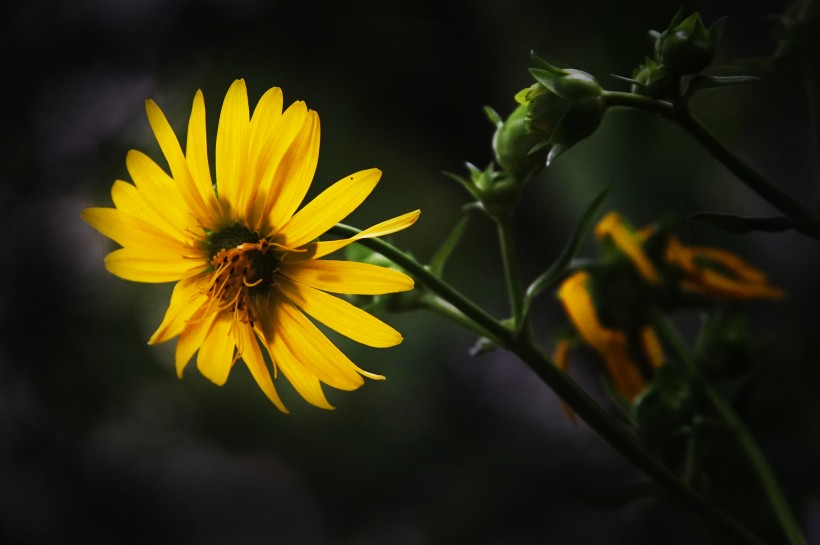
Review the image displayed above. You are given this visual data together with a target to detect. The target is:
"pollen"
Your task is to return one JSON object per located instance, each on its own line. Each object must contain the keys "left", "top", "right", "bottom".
{"left": 206, "top": 239, "right": 279, "bottom": 326}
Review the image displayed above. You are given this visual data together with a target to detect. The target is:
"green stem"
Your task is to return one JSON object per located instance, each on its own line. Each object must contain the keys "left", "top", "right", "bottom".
{"left": 653, "top": 313, "right": 807, "bottom": 545}
{"left": 332, "top": 223, "right": 770, "bottom": 545}
{"left": 496, "top": 214, "right": 525, "bottom": 328}
{"left": 603, "top": 91, "right": 816, "bottom": 223}
{"left": 676, "top": 107, "right": 813, "bottom": 219}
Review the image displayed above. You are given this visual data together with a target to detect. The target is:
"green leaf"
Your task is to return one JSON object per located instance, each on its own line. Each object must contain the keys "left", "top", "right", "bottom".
{"left": 689, "top": 212, "right": 795, "bottom": 233}
{"left": 530, "top": 50, "right": 562, "bottom": 72}
{"left": 428, "top": 215, "right": 471, "bottom": 278}
{"left": 685, "top": 74, "right": 760, "bottom": 96}
{"left": 522, "top": 185, "right": 610, "bottom": 314}
{"left": 529, "top": 67, "right": 562, "bottom": 93}
{"left": 443, "top": 170, "right": 482, "bottom": 202}
{"left": 483, "top": 105, "right": 503, "bottom": 127}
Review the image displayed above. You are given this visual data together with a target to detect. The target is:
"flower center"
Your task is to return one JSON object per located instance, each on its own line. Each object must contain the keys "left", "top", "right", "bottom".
{"left": 204, "top": 225, "right": 280, "bottom": 326}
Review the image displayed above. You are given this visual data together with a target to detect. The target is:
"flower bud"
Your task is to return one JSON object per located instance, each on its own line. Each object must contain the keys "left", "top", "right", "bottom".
{"left": 529, "top": 59, "right": 602, "bottom": 100}
{"left": 546, "top": 96, "right": 605, "bottom": 165}
{"left": 630, "top": 58, "right": 679, "bottom": 99}
{"left": 655, "top": 12, "right": 724, "bottom": 75}
{"left": 492, "top": 100, "right": 549, "bottom": 181}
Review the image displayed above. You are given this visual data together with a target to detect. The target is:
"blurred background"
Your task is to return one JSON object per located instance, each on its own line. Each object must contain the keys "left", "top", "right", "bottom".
{"left": 3, "top": 0, "right": 819, "bottom": 543}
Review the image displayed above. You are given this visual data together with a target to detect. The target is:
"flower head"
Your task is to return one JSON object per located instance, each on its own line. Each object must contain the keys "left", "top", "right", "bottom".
{"left": 553, "top": 211, "right": 782, "bottom": 402}
{"left": 83, "top": 80, "right": 419, "bottom": 411}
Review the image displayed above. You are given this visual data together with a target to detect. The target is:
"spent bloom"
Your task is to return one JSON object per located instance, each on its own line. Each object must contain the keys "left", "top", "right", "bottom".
{"left": 554, "top": 211, "right": 782, "bottom": 401}
{"left": 83, "top": 79, "right": 419, "bottom": 411}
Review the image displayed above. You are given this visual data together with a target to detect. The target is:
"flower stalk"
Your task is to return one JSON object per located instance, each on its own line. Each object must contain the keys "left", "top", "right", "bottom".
{"left": 331, "top": 223, "right": 773, "bottom": 545}
{"left": 603, "top": 91, "right": 819, "bottom": 235}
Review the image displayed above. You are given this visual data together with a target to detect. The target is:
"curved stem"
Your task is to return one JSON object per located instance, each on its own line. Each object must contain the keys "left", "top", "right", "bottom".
{"left": 676, "top": 107, "right": 813, "bottom": 219}
{"left": 496, "top": 214, "right": 525, "bottom": 328}
{"left": 331, "top": 223, "right": 771, "bottom": 545}
{"left": 653, "top": 313, "right": 807, "bottom": 545}
{"left": 603, "top": 91, "right": 817, "bottom": 225}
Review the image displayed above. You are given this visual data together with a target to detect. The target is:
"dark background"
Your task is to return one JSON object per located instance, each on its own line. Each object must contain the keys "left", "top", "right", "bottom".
{"left": 2, "top": 1, "right": 819, "bottom": 544}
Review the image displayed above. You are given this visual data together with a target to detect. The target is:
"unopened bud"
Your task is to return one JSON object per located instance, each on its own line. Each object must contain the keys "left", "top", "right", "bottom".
{"left": 492, "top": 100, "right": 549, "bottom": 180}
{"left": 655, "top": 12, "right": 724, "bottom": 75}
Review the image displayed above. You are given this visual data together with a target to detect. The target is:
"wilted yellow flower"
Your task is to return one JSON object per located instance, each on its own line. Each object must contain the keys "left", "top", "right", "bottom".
{"left": 554, "top": 210, "right": 783, "bottom": 403}
{"left": 83, "top": 80, "right": 419, "bottom": 411}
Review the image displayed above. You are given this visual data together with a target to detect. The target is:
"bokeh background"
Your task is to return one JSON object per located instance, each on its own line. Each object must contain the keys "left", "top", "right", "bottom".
{"left": 3, "top": 0, "right": 819, "bottom": 543}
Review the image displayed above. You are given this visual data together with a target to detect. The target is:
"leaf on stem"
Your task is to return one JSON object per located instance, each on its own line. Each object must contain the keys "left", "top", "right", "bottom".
{"left": 429, "top": 215, "right": 472, "bottom": 278}
{"left": 522, "top": 185, "right": 610, "bottom": 314}
{"left": 689, "top": 212, "right": 795, "bottom": 233}
{"left": 685, "top": 75, "right": 760, "bottom": 98}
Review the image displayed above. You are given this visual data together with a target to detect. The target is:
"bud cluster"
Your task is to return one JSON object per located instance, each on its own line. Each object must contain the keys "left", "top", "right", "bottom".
{"left": 629, "top": 10, "right": 725, "bottom": 100}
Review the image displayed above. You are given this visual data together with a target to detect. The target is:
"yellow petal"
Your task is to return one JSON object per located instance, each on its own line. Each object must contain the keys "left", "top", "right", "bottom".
{"left": 595, "top": 212, "right": 660, "bottom": 284}
{"left": 290, "top": 209, "right": 421, "bottom": 260}
{"left": 601, "top": 348, "right": 647, "bottom": 401}
{"left": 248, "top": 87, "right": 284, "bottom": 162}
{"left": 557, "top": 271, "right": 646, "bottom": 400}
{"left": 265, "top": 110, "right": 320, "bottom": 231}
{"left": 186, "top": 90, "right": 218, "bottom": 208}
{"left": 82, "top": 207, "right": 196, "bottom": 257}
{"left": 196, "top": 312, "right": 236, "bottom": 386}
{"left": 553, "top": 339, "right": 572, "bottom": 373}
{"left": 557, "top": 272, "right": 620, "bottom": 353}
{"left": 274, "top": 292, "right": 379, "bottom": 389}
{"left": 242, "top": 87, "right": 284, "bottom": 219}
{"left": 215, "top": 79, "right": 250, "bottom": 213}
{"left": 176, "top": 310, "right": 219, "bottom": 378}
{"left": 110, "top": 179, "right": 193, "bottom": 244}
{"left": 104, "top": 248, "right": 207, "bottom": 283}
{"left": 277, "top": 279, "right": 403, "bottom": 347}
{"left": 145, "top": 99, "right": 216, "bottom": 229}
{"left": 265, "top": 324, "right": 334, "bottom": 410}
{"left": 149, "top": 277, "right": 209, "bottom": 345}
{"left": 250, "top": 101, "right": 309, "bottom": 230}
{"left": 279, "top": 168, "right": 381, "bottom": 249}
{"left": 278, "top": 260, "right": 413, "bottom": 295}
{"left": 666, "top": 237, "right": 784, "bottom": 300}
{"left": 236, "top": 322, "right": 288, "bottom": 412}
{"left": 691, "top": 269, "right": 785, "bottom": 300}
{"left": 640, "top": 326, "right": 665, "bottom": 369}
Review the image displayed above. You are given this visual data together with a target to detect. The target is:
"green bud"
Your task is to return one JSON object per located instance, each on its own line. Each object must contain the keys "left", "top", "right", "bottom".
{"left": 492, "top": 100, "right": 549, "bottom": 180}
{"left": 546, "top": 96, "right": 605, "bottom": 165}
{"left": 530, "top": 67, "right": 603, "bottom": 100}
{"left": 528, "top": 52, "right": 603, "bottom": 100}
{"left": 481, "top": 172, "right": 520, "bottom": 217}
{"left": 444, "top": 163, "right": 522, "bottom": 219}
{"left": 630, "top": 58, "right": 679, "bottom": 99}
{"left": 655, "top": 12, "right": 725, "bottom": 75}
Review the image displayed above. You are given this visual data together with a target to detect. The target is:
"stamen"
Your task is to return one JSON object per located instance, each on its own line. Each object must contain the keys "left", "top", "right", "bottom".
{"left": 202, "top": 234, "right": 281, "bottom": 324}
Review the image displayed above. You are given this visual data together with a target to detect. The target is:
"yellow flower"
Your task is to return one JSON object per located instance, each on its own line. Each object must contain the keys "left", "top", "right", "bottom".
{"left": 82, "top": 79, "right": 419, "bottom": 412}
